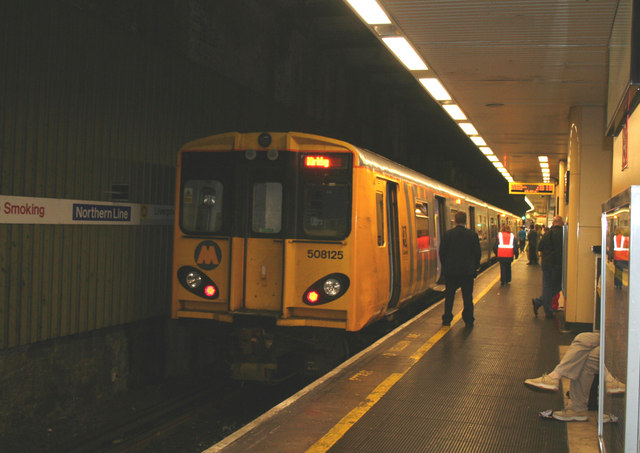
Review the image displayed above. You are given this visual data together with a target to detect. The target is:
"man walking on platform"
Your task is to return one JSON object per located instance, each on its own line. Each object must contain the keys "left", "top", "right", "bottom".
{"left": 518, "top": 225, "right": 527, "bottom": 253}
{"left": 439, "top": 211, "right": 481, "bottom": 328}
{"left": 532, "top": 216, "right": 564, "bottom": 319}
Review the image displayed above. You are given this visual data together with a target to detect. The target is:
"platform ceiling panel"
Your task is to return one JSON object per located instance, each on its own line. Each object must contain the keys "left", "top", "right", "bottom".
{"left": 375, "top": 0, "right": 619, "bottom": 212}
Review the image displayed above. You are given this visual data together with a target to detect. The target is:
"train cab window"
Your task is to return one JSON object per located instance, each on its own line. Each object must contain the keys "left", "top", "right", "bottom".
{"left": 252, "top": 182, "right": 282, "bottom": 234}
{"left": 300, "top": 153, "right": 352, "bottom": 239}
{"left": 302, "top": 183, "right": 349, "bottom": 238}
{"left": 415, "top": 201, "right": 430, "bottom": 252}
{"left": 181, "top": 180, "right": 224, "bottom": 233}
{"left": 376, "top": 192, "right": 384, "bottom": 246}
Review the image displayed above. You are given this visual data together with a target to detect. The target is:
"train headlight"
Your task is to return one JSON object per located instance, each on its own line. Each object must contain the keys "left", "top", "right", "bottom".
{"left": 303, "top": 273, "right": 350, "bottom": 306}
{"left": 177, "top": 266, "right": 219, "bottom": 300}
{"left": 323, "top": 278, "right": 341, "bottom": 296}
{"left": 185, "top": 272, "right": 203, "bottom": 288}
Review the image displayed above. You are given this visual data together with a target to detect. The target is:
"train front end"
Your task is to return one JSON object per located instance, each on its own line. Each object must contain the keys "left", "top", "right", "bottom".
{"left": 172, "top": 132, "right": 357, "bottom": 337}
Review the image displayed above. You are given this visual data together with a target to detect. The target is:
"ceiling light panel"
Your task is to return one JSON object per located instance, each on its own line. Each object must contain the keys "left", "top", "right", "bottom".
{"left": 381, "top": 37, "right": 428, "bottom": 70}
{"left": 458, "top": 123, "right": 478, "bottom": 135}
{"left": 470, "top": 136, "right": 486, "bottom": 146}
{"left": 419, "top": 78, "right": 451, "bottom": 101}
{"left": 345, "top": 0, "right": 391, "bottom": 24}
{"left": 442, "top": 104, "right": 466, "bottom": 120}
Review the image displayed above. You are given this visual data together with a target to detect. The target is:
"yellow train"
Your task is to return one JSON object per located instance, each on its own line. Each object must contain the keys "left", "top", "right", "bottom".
{"left": 172, "top": 132, "right": 520, "bottom": 381}
{"left": 172, "top": 132, "right": 519, "bottom": 379}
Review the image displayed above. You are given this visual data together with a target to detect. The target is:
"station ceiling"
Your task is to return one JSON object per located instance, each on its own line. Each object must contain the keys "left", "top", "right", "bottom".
{"left": 332, "top": 0, "right": 620, "bottom": 216}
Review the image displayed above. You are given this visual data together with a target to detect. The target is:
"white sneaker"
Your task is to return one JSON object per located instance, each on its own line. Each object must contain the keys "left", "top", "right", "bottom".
{"left": 552, "top": 409, "right": 588, "bottom": 421}
{"left": 524, "top": 373, "right": 559, "bottom": 392}
{"left": 606, "top": 375, "right": 625, "bottom": 395}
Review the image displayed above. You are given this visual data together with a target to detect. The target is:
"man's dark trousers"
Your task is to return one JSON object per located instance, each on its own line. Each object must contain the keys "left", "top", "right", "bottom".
{"left": 534, "top": 265, "right": 561, "bottom": 315}
{"left": 443, "top": 275, "right": 474, "bottom": 325}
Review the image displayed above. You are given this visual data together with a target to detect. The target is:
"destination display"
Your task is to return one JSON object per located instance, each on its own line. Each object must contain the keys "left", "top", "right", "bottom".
{"left": 509, "top": 182, "right": 555, "bottom": 195}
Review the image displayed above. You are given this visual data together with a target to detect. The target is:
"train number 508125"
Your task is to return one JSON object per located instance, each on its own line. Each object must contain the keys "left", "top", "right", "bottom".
{"left": 307, "top": 250, "right": 344, "bottom": 260}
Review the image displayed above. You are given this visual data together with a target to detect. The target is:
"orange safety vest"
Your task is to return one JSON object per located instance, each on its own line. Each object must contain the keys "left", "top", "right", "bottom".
{"left": 614, "top": 234, "right": 629, "bottom": 261}
{"left": 497, "top": 232, "right": 515, "bottom": 258}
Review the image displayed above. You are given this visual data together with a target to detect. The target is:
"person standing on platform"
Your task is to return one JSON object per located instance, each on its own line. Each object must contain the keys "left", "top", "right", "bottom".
{"left": 439, "top": 211, "right": 481, "bottom": 328}
{"left": 495, "top": 224, "right": 519, "bottom": 285}
{"left": 518, "top": 225, "right": 527, "bottom": 253}
{"left": 532, "top": 216, "right": 564, "bottom": 319}
{"left": 524, "top": 332, "right": 625, "bottom": 421}
{"left": 527, "top": 225, "right": 539, "bottom": 265}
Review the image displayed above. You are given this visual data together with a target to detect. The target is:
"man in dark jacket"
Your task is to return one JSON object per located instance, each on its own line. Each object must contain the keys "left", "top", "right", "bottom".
{"left": 532, "top": 216, "right": 564, "bottom": 318}
{"left": 439, "top": 211, "right": 481, "bottom": 327}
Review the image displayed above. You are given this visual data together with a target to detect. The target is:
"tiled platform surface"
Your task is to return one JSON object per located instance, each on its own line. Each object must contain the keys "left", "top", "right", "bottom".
{"left": 207, "top": 258, "right": 595, "bottom": 453}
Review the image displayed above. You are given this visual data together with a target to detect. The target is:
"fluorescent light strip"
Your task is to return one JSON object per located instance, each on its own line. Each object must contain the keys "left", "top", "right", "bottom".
{"left": 419, "top": 78, "right": 451, "bottom": 101}
{"left": 487, "top": 155, "right": 499, "bottom": 162}
{"left": 538, "top": 156, "right": 549, "bottom": 162}
{"left": 381, "top": 37, "right": 428, "bottom": 70}
{"left": 346, "top": 0, "right": 391, "bottom": 24}
{"left": 442, "top": 104, "right": 466, "bottom": 120}
{"left": 525, "top": 196, "right": 535, "bottom": 211}
{"left": 493, "top": 162, "right": 505, "bottom": 169}
{"left": 458, "top": 123, "right": 478, "bottom": 135}
{"left": 479, "top": 147, "right": 493, "bottom": 156}
{"left": 470, "top": 136, "right": 486, "bottom": 146}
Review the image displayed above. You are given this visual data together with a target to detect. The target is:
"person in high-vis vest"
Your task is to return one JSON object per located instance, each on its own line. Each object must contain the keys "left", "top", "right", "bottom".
{"left": 613, "top": 227, "right": 629, "bottom": 288}
{"left": 494, "top": 224, "right": 519, "bottom": 285}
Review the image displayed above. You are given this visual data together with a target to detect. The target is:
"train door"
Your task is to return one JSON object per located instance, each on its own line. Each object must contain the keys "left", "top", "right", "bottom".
{"left": 434, "top": 195, "right": 447, "bottom": 280}
{"left": 386, "top": 182, "right": 402, "bottom": 308}
{"left": 377, "top": 179, "right": 401, "bottom": 309}
{"left": 468, "top": 206, "right": 476, "bottom": 232}
{"left": 243, "top": 155, "right": 287, "bottom": 312}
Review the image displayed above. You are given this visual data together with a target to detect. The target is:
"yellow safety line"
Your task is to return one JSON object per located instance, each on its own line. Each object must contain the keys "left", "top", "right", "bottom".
{"left": 306, "top": 273, "right": 500, "bottom": 452}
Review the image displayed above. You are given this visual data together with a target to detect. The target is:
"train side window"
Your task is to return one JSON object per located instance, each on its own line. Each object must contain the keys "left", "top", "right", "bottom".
{"left": 449, "top": 209, "right": 460, "bottom": 228}
{"left": 252, "top": 182, "right": 282, "bottom": 234}
{"left": 376, "top": 192, "right": 384, "bottom": 246}
{"left": 489, "top": 216, "right": 497, "bottom": 239}
{"left": 181, "top": 180, "right": 223, "bottom": 233}
{"left": 415, "top": 201, "right": 430, "bottom": 252}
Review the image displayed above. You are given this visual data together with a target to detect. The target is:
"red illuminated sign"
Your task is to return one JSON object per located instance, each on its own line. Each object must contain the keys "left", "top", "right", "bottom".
{"left": 305, "top": 156, "right": 332, "bottom": 168}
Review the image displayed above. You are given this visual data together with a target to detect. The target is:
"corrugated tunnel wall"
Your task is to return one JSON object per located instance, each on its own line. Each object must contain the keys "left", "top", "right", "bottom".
{"left": 0, "top": 0, "right": 500, "bottom": 428}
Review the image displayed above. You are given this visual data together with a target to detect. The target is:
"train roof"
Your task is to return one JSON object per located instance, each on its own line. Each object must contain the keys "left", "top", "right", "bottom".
{"left": 353, "top": 146, "right": 517, "bottom": 218}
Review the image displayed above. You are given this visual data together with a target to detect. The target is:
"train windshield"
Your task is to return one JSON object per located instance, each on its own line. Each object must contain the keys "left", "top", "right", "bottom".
{"left": 252, "top": 182, "right": 282, "bottom": 234}
{"left": 179, "top": 152, "right": 233, "bottom": 234}
{"left": 300, "top": 153, "right": 352, "bottom": 239}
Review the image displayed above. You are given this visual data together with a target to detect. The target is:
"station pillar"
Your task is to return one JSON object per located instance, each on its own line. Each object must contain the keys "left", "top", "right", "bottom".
{"left": 557, "top": 159, "right": 567, "bottom": 219}
{"left": 565, "top": 106, "right": 612, "bottom": 325}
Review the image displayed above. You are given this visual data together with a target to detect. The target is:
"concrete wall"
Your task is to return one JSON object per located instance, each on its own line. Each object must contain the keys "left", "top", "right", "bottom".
{"left": 611, "top": 106, "right": 640, "bottom": 196}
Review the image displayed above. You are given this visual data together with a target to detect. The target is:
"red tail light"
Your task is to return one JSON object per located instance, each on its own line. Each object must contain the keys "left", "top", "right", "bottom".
{"left": 306, "top": 291, "right": 320, "bottom": 304}
{"left": 204, "top": 285, "right": 216, "bottom": 297}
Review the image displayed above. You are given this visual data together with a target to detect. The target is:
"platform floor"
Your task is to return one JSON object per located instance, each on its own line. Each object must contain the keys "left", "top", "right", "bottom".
{"left": 206, "top": 258, "right": 598, "bottom": 453}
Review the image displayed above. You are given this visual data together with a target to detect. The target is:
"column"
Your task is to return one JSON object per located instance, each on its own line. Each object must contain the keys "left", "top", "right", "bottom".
{"left": 565, "top": 106, "right": 613, "bottom": 325}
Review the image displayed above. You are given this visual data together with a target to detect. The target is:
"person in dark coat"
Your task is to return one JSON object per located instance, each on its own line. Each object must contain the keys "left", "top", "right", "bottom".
{"left": 532, "top": 216, "right": 564, "bottom": 318}
{"left": 439, "top": 211, "right": 481, "bottom": 327}
{"left": 527, "top": 225, "right": 539, "bottom": 264}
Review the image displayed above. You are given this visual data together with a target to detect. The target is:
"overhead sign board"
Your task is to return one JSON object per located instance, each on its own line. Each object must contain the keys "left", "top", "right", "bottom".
{"left": 509, "top": 182, "right": 555, "bottom": 195}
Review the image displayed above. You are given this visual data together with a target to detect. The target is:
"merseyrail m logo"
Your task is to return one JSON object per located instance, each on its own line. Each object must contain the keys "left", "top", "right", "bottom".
{"left": 194, "top": 241, "right": 221, "bottom": 270}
